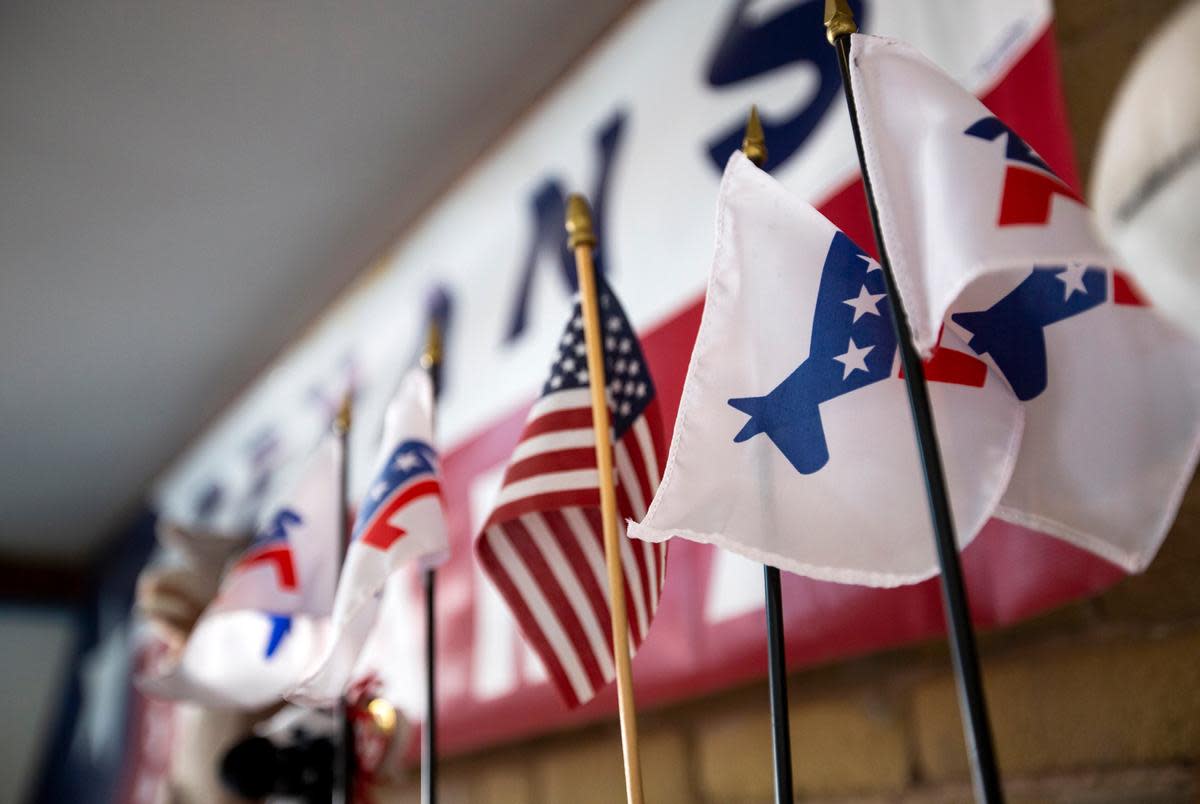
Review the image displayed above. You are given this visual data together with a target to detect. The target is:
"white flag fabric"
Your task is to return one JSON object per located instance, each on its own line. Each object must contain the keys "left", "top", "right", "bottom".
{"left": 629, "top": 152, "right": 1023, "bottom": 586}
{"left": 291, "top": 368, "right": 447, "bottom": 705}
{"left": 848, "top": 33, "right": 1200, "bottom": 571}
{"left": 138, "top": 435, "right": 342, "bottom": 708}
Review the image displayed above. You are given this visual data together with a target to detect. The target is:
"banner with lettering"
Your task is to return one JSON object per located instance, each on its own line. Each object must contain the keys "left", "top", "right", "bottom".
{"left": 150, "top": 0, "right": 1125, "bottom": 755}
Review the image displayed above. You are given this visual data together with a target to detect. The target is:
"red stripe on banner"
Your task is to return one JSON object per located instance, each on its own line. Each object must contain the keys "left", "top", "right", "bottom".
{"left": 485, "top": 488, "right": 602, "bottom": 531}
{"left": 522, "top": 407, "right": 595, "bottom": 439}
{"left": 504, "top": 448, "right": 597, "bottom": 485}
{"left": 475, "top": 528, "right": 581, "bottom": 708}
{"left": 504, "top": 518, "right": 607, "bottom": 694}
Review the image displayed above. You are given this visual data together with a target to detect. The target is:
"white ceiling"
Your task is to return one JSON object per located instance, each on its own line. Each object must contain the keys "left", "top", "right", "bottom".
{"left": 0, "top": 1, "right": 632, "bottom": 563}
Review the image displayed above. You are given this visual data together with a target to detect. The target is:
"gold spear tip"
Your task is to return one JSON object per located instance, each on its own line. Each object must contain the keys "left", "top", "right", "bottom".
{"left": 565, "top": 193, "right": 596, "bottom": 250}
{"left": 420, "top": 318, "right": 443, "bottom": 371}
{"left": 334, "top": 392, "right": 352, "bottom": 434}
{"left": 742, "top": 105, "right": 767, "bottom": 168}
{"left": 824, "top": 0, "right": 857, "bottom": 45}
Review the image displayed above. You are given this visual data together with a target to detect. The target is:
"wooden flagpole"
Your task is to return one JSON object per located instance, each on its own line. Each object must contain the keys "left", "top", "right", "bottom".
{"left": 420, "top": 321, "right": 443, "bottom": 804}
{"left": 566, "top": 193, "right": 644, "bottom": 804}
{"left": 823, "top": 2, "right": 1004, "bottom": 801}
{"left": 332, "top": 394, "right": 355, "bottom": 804}
{"left": 742, "top": 106, "right": 796, "bottom": 804}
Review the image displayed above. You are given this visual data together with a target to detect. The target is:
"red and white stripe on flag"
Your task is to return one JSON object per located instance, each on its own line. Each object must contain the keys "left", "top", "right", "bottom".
{"left": 475, "top": 278, "right": 667, "bottom": 708}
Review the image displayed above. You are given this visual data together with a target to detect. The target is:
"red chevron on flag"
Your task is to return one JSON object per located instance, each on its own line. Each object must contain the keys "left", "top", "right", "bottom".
{"left": 998, "top": 164, "right": 1083, "bottom": 226}
{"left": 234, "top": 543, "right": 298, "bottom": 592}
{"left": 359, "top": 477, "right": 443, "bottom": 552}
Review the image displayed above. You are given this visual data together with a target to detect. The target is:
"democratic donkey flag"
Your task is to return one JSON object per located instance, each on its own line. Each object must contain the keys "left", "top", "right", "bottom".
{"left": 475, "top": 278, "right": 667, "bottom": 707}
{"left": 847, "top": 33, "right": 1200, "bottom": 571}
{"left": 629, "top": 152, "right": 1022, "bottom": 585}
{"left": 292, "top": 368, "right": 447, "bottom": 705}
{"left": 139, "top": 434, "right": 342, "bottom": 708}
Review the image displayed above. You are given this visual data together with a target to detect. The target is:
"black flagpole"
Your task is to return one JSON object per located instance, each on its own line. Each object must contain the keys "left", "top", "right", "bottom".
{"left": 422, "top": 567, "right": 437, "bottom": 804}
{"left": 823, "top": 2, "right": 1003, "bottom": 801}
{"left": 743, "top": 106, "right": 796, "bottom": 804}
{"left": 333, "top": 396, "right": 355, "bottom": 804}
{"left": 420, "top": 321, "right": 443, "bottom": 804}
{"left": 763, "top": 566, "right": 794, "bottom": 803}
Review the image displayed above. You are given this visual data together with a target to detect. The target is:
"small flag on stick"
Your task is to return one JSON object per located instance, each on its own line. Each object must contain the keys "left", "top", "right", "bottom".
{"left": 292, "top": 367, "right": 448, "bottom": 706}
{"left": 628, "top": 151, "right": 1022, "bottom": 585}
{"left": 139, "top": 433, "right": 343, "bottom": 709}
{"left": 844, "top": 30, "right": 1200, "bottom": 571}
{"left": 474, "top": 218, "right": 667, "bottom": 712}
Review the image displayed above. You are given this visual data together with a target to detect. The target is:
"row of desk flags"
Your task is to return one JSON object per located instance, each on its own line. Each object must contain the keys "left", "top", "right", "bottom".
{"left": 137, "top": 14, "right": 1200, "bottom": 804}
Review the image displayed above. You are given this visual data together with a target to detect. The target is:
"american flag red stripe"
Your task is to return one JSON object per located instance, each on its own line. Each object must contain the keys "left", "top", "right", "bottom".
{"left": 503, "top": 448, "right": 597, "bottom": 485}
{"left": 475, "top": 282, "right": 667, "bottom": 707}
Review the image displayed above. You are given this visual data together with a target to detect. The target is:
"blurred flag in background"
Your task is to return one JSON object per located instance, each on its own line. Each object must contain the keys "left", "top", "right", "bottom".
{"left": 138, "top": 435, "right": 342, "bottom": 708}
{"left": 293, "top": 368, "right": 447, "bottom": 706}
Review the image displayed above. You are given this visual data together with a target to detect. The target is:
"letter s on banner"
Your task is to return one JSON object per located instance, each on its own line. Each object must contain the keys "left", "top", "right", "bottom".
{"left": 704, "top": 0, "right": 868, "bottom": 173}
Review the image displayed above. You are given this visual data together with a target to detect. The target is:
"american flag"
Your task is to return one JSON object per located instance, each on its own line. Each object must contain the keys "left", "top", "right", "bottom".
{"left": 475, "top": 277, "right": 667, "bottom": 708}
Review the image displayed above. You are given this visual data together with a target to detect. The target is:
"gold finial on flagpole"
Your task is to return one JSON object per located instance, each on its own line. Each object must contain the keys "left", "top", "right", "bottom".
{"left": 566, "top": 194, "right": 596, "bottom": 250}
{"left": 565, "top": 192, "right": 644, "bottom": 804}
{"left": 742, "top": 105, "right": 768, "bottom": 168}
{"left": 824, "top": 0, "right": 857, "bottom": 45}
{"left": 334, "top": 392, "right": 352, "bottom": 435}
{"left": 420, "top": 318, "right": 443, "bottom": 372}
{"left": 367, "top": 698, "right": 397, "bottom": 736}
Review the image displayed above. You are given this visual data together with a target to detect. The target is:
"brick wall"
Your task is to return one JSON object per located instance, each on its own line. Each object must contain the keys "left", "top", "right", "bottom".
{"left": 381, "top": 2, "right": 1200, "bottom": 801}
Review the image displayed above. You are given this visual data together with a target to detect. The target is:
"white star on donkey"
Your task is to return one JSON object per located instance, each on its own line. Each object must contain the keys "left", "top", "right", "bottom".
{"left": 1056, "top": 261, "right": 1089, "bottom": 300}
{"left": 843, "top": 284, "right": 886, "bottom": 322}
{"left": 833, "top": 338, "right": 874, "bottom": 380}
{"left": 859, "top": 254, "right": 882, "bottom": 273}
